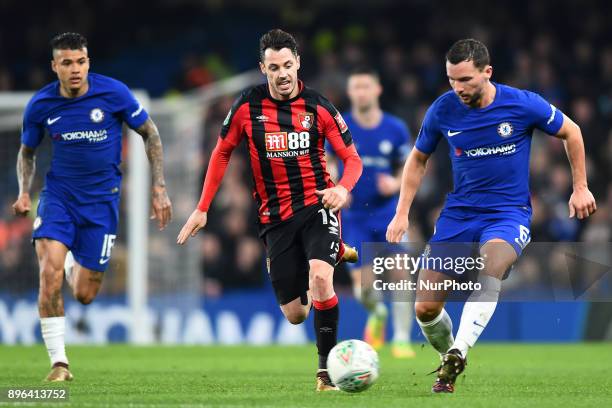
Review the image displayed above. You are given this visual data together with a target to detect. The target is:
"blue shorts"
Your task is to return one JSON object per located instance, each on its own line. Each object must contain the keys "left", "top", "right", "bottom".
{"left": 342, "top": 210, "right": 394, "bottom": 268}
{"left": 426, "top": 206, "right": 532, "bottom": 278}
{"left": 33, "top": 190, "right": 119, "bottom": 272}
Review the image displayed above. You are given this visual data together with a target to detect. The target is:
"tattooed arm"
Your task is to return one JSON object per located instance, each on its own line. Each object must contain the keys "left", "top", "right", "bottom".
{"left": 134, "top": 117, "right": 173, "bottom": 230}
{"left": 135, "top": 117, "right": 166, "bottom": 188}
{"left": 12, "top": 144, "right": 36, "bottom": 216}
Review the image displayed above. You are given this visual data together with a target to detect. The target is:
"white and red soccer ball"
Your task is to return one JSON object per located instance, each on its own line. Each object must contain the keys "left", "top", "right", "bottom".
{"left": 327, "top": 339, "right": 380, "bottom": 393}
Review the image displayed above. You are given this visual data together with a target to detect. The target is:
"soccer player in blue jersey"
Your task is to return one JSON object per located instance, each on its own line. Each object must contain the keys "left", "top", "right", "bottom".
{"left": 340, "top": 68, "right": 414, "bottom": 358}
{"left": 386, "top": 39, "right": 596, "bottom": 393}
{"left": 12, "top": 33, "right": 172, "bottom": 382}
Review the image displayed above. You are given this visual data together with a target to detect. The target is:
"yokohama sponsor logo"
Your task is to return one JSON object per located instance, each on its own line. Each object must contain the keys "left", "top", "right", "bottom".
{"left": 61, "top": 129, "right": 108, "bottom": 142}
{"left": 464, "top": 143, "right": 516, "bottom": 157}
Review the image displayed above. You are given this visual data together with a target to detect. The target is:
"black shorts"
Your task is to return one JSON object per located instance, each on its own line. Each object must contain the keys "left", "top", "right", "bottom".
{"left": 261, "top": 204, "right": 341, "bottom": 305}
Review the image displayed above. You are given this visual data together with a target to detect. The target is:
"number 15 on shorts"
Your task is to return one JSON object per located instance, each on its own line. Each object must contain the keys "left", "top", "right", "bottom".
{"left": 318, "top": 208, "right": 339, "bottom": 236}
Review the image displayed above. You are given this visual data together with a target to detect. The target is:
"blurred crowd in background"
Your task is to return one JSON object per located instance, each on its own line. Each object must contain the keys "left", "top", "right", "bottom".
{"left": 1, "top": 0, "right": 610, "bottom": 296}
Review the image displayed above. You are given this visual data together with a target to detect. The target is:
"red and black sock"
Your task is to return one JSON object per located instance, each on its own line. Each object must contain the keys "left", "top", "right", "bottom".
{"left": 335, "top": 241, "right": 345, "bottom": 263}
{"left": 313, "top": 294, "right": 339, "bottom": 370}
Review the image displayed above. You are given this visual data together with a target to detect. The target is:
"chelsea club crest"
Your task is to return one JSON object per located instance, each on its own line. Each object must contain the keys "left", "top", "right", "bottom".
{"left": 497, "top": 122, "right": 513, "bottom": 137}
{"left": 90, "top": 108, "right": 105, "bottom": 123}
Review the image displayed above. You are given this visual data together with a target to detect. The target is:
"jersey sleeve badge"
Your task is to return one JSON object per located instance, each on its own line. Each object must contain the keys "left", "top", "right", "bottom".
{"left": 334, "top": 112, "right": 348, "bottom": 133}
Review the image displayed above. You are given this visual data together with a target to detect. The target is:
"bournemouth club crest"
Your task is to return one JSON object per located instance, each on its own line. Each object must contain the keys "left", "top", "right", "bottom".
{"left": 298, "top": 112, "right": 314, "bottom": 130}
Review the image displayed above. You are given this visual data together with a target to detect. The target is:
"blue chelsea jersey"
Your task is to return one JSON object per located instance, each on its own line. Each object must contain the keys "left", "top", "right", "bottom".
{"left": 415, "top": 82, "right": 564, "bottom": 211}
{"left": 21, "top": 73, "right": 149, "bottom": 203}
{"left": 341, "top": 112, "right": 410, "bottom": 214}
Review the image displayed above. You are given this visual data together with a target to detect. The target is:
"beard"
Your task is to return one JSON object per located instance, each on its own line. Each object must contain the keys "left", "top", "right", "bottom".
{"left": 458, "top": 91, "right": 483, "bottom": 107}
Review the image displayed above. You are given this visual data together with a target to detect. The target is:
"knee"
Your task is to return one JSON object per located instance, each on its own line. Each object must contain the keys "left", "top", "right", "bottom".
{"left": 285, "top": 309, "right": 308, "bottom": 325}
{"left": 415, "top": 302, "right": 443, "bottom": 322}
{"left": 310, "top": 267, "right": 332, "bottom": 289}
{"left": 483, "top": 260, "right": 510, "bottom": 280}
{"left": 74, "top": 289, "right": 95, "bottom": 305}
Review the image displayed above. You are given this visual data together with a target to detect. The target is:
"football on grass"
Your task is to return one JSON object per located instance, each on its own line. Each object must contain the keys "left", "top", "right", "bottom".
{"left": 327, "top": 339, "right": 380, "bottom": 392}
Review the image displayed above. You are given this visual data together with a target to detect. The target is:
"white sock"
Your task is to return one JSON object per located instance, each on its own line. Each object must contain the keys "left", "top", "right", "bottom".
{"left": 353, "top": 284, "right": 383, "bottom": 314}
{"left": 452, "top": 275, "right": 502, "bottom": 358}
{"left": 373, "top": 302, "right": 388, "bottom": 319}
{"left": 41, "top": 317, "right": 68, "bottom": 366}
{"left": 391, "top": 301, "right": 413, "bottom": 343}
{"left": 417, "top": 308, "right": 454, "bottom": 354}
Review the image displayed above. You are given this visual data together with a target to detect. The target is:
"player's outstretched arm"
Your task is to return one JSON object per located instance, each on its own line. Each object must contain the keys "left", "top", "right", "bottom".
{"left": 135, "top": 118, "right": 173, "bottom": 230}
{"left": 386, "top": 147, "right": 429, "bottom": 243}
{"left": 177, "top": 209, "right": 207, "bottom": 245}
{"left": 176, "top": 137, "right": 236, "bottom": 245}
{"left": 12, "top": 144, "right": 36, "bottom": 216}
{"left": 555, "top": 114, "right": 597, "bottom": 219}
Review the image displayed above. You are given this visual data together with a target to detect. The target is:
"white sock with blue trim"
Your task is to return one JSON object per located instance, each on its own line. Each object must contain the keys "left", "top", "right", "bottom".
{"left": 452, "top": 274, "right": 502, "bottom": 358}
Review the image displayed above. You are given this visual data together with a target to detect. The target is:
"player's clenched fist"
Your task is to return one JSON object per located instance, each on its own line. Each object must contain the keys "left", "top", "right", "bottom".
{"left": 568, "top": 186, "right": 597, "bottom": 220}
{"left": 177, "top": 209, "right": 207, "bottom": 245}
{"left": 386, "top": 213, "right": 408, "bottom": 243}
{"left": 315, "top": 185, "right": 348, "bottom": 212}
{"left": 12, "top": 193, "right": 31, "bottom": 216}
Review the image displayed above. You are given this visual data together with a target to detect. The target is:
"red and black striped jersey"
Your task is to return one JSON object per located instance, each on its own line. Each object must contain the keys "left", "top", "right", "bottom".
{"left": 219, "top": 81, "right": 355, "bottom": 225}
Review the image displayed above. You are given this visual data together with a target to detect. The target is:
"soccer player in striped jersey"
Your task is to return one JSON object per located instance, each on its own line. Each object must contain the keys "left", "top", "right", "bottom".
{"left": 177, "top": 29, "right": 363, "bottom": 391}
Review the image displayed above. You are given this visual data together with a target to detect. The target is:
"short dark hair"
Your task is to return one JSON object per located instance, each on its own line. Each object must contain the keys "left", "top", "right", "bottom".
{"left": 50, "top": 32, "right": 88, "bottom": 55}
{"left": 446, "top": 39, "right": 490, "bottom": 70}
{"left": 259, "top": 29, "right": 298, "bottom": 61}
{"left": 349, "top": 66, "right": 380, "bottom": 81}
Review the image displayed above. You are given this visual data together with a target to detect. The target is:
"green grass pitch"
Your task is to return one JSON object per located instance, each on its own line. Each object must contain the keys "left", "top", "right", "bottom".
{"left": 1, "top": 343, "right": 610, "bottom": 407}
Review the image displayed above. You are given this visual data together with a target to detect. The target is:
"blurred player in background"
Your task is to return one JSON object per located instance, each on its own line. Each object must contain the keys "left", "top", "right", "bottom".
{"left": 339, "top": 67, "right": 414, "bottom": 358}
{"left": 12, "top": 33, "right": 172, "bottom": 381}
{"left": 177, "top": 29, "right": 362, "bottom": 391}
{"left": 387, "top": 39, "right": 596, "bottom": 393}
